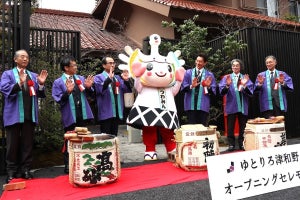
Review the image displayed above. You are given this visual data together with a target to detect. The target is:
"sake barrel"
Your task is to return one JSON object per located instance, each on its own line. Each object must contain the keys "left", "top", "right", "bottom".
{"left": 68, "top": 134, "right": 121, "bottom": 187}
{"left": 174, "top": 124, "right": 220, "bottom": 171}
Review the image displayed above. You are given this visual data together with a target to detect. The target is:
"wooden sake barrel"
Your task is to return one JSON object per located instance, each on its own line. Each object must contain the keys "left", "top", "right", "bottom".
{"left": 244, "top": 122, "right": 287, "bottom": 151}
{"left": 174, "top": 125, "right": 220, "bottom": 171}
{"left": 68, "top": 134, "right": 121, "bottom": 187}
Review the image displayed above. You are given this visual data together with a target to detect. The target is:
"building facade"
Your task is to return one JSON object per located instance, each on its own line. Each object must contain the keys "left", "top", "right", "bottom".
{"left": 93, "top": 0, "right": 300, "bottom": 47}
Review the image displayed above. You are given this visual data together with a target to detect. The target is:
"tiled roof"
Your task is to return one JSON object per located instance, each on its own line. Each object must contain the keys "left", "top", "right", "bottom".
{"left": 150, "top": 0, "right": 300, "bottom": 27}
{"left": 31, "top": 8, "right": 137, "bottom": 51}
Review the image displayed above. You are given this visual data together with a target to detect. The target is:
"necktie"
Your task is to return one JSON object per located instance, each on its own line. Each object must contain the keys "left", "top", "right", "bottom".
{"left": 20, "top": 69, "right": 27, "bottom": 91}
{"left": 270, "top": 71, "right": 274, "bottom": 85}
{"left": 70, "top": 76, "right": 81, "bottom": 106}
{"left": 197, "top": 70, "right": 201, "bottom": 82}
{"left": 112, "top": 77, "right": 116, "bottom": 92}
{"left": 24, "top": 72, "right": 30, "bottom": 92}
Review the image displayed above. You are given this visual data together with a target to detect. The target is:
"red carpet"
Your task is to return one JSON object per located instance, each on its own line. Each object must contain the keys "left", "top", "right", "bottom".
{"left": 1, "top": 162, "right": 208, "bottom": 200}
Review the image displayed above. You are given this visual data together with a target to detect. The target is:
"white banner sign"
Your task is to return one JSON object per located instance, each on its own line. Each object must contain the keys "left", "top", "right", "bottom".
{"left": 207, "top": 144, "right": 300, "bottom": 200}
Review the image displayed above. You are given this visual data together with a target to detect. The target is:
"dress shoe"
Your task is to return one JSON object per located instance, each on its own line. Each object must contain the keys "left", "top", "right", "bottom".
{"left": 64, "top": 165, "right": 69, "bottom": 174}
{"left": 22, "top": 171, "right": 33, "bottom": 179}
{"left": 6, "top": 173, "right": 15, "bottom": 183}
{"left": 239, "top": 146, "right": 245, "bottom": 151}
{"left": 227, "top": 146, "right": 235, "bottom": 152}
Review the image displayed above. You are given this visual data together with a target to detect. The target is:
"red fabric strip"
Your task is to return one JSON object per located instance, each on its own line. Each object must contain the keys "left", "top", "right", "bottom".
{"left": 1, "top": 162, "right": 208, "bottom": 200}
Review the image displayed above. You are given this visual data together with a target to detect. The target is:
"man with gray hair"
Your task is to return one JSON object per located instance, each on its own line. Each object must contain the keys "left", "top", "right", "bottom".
{"left": 219, "top": 59, "right": 253, "bottom": 151}
{"left": 0, "top": 49, "right": 48, "bottom": 182}
{"left": 254, "top": 55, "right": 293, "bottom": 118}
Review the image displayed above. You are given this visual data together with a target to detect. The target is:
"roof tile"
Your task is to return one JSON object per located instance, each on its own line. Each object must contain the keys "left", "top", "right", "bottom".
{"left": 31, "top": 8, "right": 137, "bottom": 51}
{"left": 150, "top": 0, "right": 300, "bottom": 27}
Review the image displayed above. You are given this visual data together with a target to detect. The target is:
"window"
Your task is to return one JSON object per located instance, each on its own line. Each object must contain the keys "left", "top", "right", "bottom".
{"left": 266, "top": 0, "right": 279, "bottom": 17}
{"left": 256, "top": 0, "right": 279, "bottom": 17}
{"left": 289, "top": 0, "right": 300, "bottom": 21}
{"left": 241, "top": 0, "right": 279, "bottom": 18}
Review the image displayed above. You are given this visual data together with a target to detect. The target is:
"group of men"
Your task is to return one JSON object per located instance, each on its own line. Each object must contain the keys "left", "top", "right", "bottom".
{"left": 0, "top": 49, "right": 293, "bottom": 184}
{"left": 52, "top": 55, "right": 132, "bottom": 173}
{"left": 181, "top": 54, "right": 293, "bottom": 152}
{"left": 0, "top": 50, "right": 131, "bottom": 183}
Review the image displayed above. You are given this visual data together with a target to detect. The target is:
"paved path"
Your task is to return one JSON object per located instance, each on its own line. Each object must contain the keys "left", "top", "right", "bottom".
{"left": 117, "top": 125, "right": 170, "bottom": 163}
{"left": 114, "top": 125, "right": 228, "bottom": 163}
{"left": 87, "top": 124, "right": 175, "bottom": 162}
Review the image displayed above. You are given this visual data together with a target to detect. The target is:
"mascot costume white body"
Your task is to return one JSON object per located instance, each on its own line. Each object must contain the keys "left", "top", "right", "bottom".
{"left": 119, "top": 34, "right": 185, "bottom": 160}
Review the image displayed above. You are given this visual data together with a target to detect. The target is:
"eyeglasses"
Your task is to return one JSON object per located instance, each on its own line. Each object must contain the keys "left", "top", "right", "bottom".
{"left": 107, "top": 62, "right": 115, "bottom": 65}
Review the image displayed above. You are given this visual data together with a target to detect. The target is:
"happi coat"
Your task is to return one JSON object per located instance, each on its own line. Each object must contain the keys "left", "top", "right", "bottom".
{"left": 181, "top": 68, "right": 216, "bottom": 113}
{"left": 0, "top": 67, "right": 45, "bottom": 127}
{"left": 52, "top": 74, "right": 94, "bottom": 128}
{"left": 219, "top": 73, "right": 254, "bottom": 116}
{"left": 254, "top": 70, "right": 293, "bottom": 112}
{"left": 94, "top": 72, "right": 131, "bottom": 121}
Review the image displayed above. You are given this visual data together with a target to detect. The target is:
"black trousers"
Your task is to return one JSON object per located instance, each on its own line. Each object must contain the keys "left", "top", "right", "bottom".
{"left": 186, "top": 110, "right": 209, "bottom": 126}
{"left": 99, "top": 117, "right": 119, "bottom": 136}
{"left": 261, "top": 99, "right": 285, "bottom": 119}
{"left": 5, "top": 121, "right": 35, "bottom": 174}
{"left": 227, "top": 113, "right": 247, "bottom": 147}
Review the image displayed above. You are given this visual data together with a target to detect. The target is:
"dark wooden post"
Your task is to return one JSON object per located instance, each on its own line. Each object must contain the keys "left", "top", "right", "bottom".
{"left": 142, "top": 36, "right": 150, "bottom": 55}
{"left": 20, "top": 0, "right": 31, "bottom": 51}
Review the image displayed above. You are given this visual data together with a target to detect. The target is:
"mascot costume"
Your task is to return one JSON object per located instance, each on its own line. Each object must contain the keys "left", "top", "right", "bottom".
{"left": 119, "top": 34, "right": 185, "bottom": 160}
